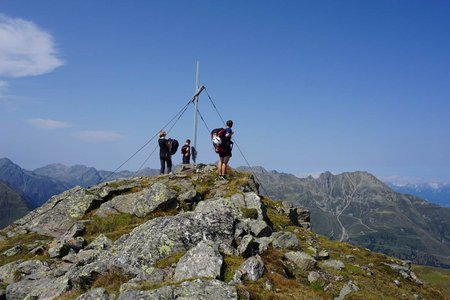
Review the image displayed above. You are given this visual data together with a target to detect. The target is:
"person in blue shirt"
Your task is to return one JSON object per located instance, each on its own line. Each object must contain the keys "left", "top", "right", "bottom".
{"left": 218, "top": 120, "right": 234, "bottom": 180}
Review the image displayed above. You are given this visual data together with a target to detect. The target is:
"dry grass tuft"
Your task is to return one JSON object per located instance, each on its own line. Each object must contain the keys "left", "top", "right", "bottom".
{"left": 91, "top": 267, "right": 131, "bottom": 294}
{"left": 154, "top": 251, "right": 185, "bottom": 269}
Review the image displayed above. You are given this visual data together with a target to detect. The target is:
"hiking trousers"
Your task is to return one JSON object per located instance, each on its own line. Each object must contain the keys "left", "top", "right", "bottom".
{"left": 160, "top": 156, "right": 172, "bottom": 174}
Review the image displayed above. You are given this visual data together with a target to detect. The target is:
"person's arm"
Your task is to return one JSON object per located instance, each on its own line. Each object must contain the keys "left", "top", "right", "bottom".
{"left": 225, "top": 128, "right": 233, "bottom": 138}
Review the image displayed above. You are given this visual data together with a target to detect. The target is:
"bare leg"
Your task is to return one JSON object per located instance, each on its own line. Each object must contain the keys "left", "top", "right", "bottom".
{"left": 221, "top": 156, "right": 230, "bottom": 176}
{"left": 218, "top": 160, "right": 222, "bottom": 176}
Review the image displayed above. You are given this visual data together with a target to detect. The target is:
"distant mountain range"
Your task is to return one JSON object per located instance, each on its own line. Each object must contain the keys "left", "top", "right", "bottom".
{"left": 0, "top": 158, "right": 69, "bottom": 209}
{"left": 2, "top": 157, "right": 450, "bottom": 268}
{"left": 33, "top": 162, "right": 160, "bottom": 187}
{"left": 0, "top": 180, "right": 30, "bottom": 229}
{"left": 385, "top": 180, "right": 450, "bottom": 208}
{"left": 239, "top": 167, "right": 450, "bottom": 268}
{"left": 0, "top": 157, "right": 159, "bottom": 210}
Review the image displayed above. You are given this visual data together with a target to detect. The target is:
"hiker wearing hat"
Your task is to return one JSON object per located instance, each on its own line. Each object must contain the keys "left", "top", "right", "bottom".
{"left": 159, "top": 130, "right": 172, "bottom": 174}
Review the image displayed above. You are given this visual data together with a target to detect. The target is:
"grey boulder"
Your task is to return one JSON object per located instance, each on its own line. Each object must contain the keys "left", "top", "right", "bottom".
{"left": 284, "top": 251, "right": 317, "bottom": 271}
{"left": 118, "top": 279, "right": 238, "bottom": 300}
{"left": 96, "top": 182, "right": 176, "bottom": 218}
{"left": 174, "top": 240, "right": 223, "bottom": 281}
{"left": 76, "top": 287, "right": 114, "bottom": 300}
{"left": 272, "top": 231, "right": 299, "bottom": 249}
{"left": 240, "top": 255, "right": 265, "bottom": 281}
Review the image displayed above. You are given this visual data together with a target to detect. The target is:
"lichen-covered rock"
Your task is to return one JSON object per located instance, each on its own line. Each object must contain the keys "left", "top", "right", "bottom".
{"left": 195, "top": 192, "right": 266, "bottom": 222}
{"left": 334, "top": 280, "right": 359, "bottom": 300}
{"left": 85, "top": 234, "right": 113, "bottom": 251}
{"left": 323, "top": 260, "right": 345, "bottom": 270}
{"left": 235, "top": 219, "right": 272, "bottom": 240}
{"left": 308, "top": 271, "right": 321, "bottom": 283}
{"left": 2, "top": 245, "right": 22, "bottom": 257}
{"left": 73, "top": 249, "right": 101, "bottom": 266}
{"left": 318, "top": 250, "right": 329, "bottom": 260}
{"left": 279, "top": 201, "right": 311, "bottom": 230}
{"left": 174, "top": 240, "right": 222, "bottom": 281}
{"left": 249, "top": 219, "right": 273, "bottom": 237}
{"left": 72, "top": 207, "right": 235, "bottom": 282}
{"left": 76, "top": 287, "right": 114, "bottom": 300}
{"left": 240, "top": 255, "right": 265, "bottom": 281}
{"left": 5, "top": 275, "right": 70, "bottom": 300}
{"left": 62, "top": 222, "right": 86, "bottom": 240}
{"left": 255, "top": 237, "right": 272, "bottom": 254}
{"left": 14, "top": 186, "right": 103, "bottom": 237}
{"left": 96, "top": 182, "right": 176, "bottom": 217}
{"left": 48, "top": 240, "right": 70, "bottom": 258}
{"left": 238, "top": 235, "right": 259, "bottom": 258}
{"left": 89, "top": 177, "right": 151, "bottom": 200}
{"left": 272, "top": 231, "right": 299, "bottom": 249}
{"left": 383, "top": 263, "right": 423, "bottom": 285}
{"left": 29, "top": 245, "right": 46, "bottom": 255}
{"left": 17, "top": 260, "right": 50, "bottom": 280}
{"left": 242, "top": 192, "right": 266, "bottom": 220}
{"left": 284, "top": 251, "right": 317, "bottom": 271}
{"left": 0, "top": 260, "right": 23, "bottom": 284}
{"left": 67, "top": 236, "right": 86, "bottom": 251}
{"left": 117, "top": 279, "right": 238, "bottom": 300}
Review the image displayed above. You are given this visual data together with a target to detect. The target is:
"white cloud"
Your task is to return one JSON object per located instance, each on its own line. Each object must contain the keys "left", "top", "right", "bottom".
{"left": 0, "top": 14, "right": 64, "bottom": 78}
{"left": 76, "top": 130, "right": 124, "bottom": 142}
{"left": 28, "top": 118, "right": 69, "bottom": 129}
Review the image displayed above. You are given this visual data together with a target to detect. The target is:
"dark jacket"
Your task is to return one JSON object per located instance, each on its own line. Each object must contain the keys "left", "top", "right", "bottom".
{"left": 159, "top": 138, "right": 170, "bottom": 158}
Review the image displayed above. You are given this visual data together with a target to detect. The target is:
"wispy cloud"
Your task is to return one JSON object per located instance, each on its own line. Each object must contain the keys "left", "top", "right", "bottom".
{"left": 0, "top": 14, "right": 64, "bottom": 78}
{"left": 28, "top": 118, "right": 70, "bottom": 129}
{"left": 75, "top": 130, "right": 124, "bottom": 142}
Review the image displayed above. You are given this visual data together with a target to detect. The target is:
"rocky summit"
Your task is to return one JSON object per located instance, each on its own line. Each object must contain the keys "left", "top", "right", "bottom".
{"left": 0, "top": 165, "right": 446, "bottom": 299}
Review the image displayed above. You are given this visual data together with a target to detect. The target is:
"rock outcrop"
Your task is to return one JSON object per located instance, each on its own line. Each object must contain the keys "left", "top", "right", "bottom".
{"left": 0, "top": 165, "right": 445, "bottom": 300}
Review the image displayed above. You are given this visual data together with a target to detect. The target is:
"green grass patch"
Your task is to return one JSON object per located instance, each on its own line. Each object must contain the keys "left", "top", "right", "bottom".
{"left": 412, "top": 264, "right": 450, "bottom": 297}
{"left": 309, "top": 281, "right": 323, "bottom": 291}
{"left": 0, "top": 232, "right": 51, "bottom": 267}
{"left": 222, "top": 173, "right": 252, "bottom": 197}
{"left": 84, "top": 209, "right": 178, "bottom": 242}
{"left": 240, "top": 207, "right": 258, "bottom": 219}
{"left": 222, "top": 255, "right": 246, "bottom": 282}
{"left": 154, "top": 251, "right": 185, "bottom": 269}
{"left": 260, "top": 196, "right": 294, "bottom": 231}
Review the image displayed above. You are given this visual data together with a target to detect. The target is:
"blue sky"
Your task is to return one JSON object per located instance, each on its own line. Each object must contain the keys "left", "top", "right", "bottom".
{"left": 1, "top": 1, "right": 449, "bottom": 181}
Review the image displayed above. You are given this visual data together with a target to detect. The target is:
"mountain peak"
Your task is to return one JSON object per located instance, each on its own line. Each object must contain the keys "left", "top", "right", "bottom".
{"left": 1, "top": 165, "right": 444, "bottom": 299}
{"left": 245, "top": 167, "right": 450, "bottom": 269}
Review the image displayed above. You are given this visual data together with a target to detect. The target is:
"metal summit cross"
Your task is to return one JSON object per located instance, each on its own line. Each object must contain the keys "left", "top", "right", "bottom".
{"left": 192, "top": 61, "right": 205, "bottom": 163}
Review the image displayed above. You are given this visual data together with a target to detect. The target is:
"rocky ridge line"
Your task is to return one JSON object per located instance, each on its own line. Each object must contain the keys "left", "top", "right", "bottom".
{"left": 0, "top": 164, "right": 445, "bottom": 299}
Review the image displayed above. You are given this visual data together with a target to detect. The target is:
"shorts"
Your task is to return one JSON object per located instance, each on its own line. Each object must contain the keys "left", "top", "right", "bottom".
{"left": 219, "top": 150, "right": 232, "bottom": 158}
